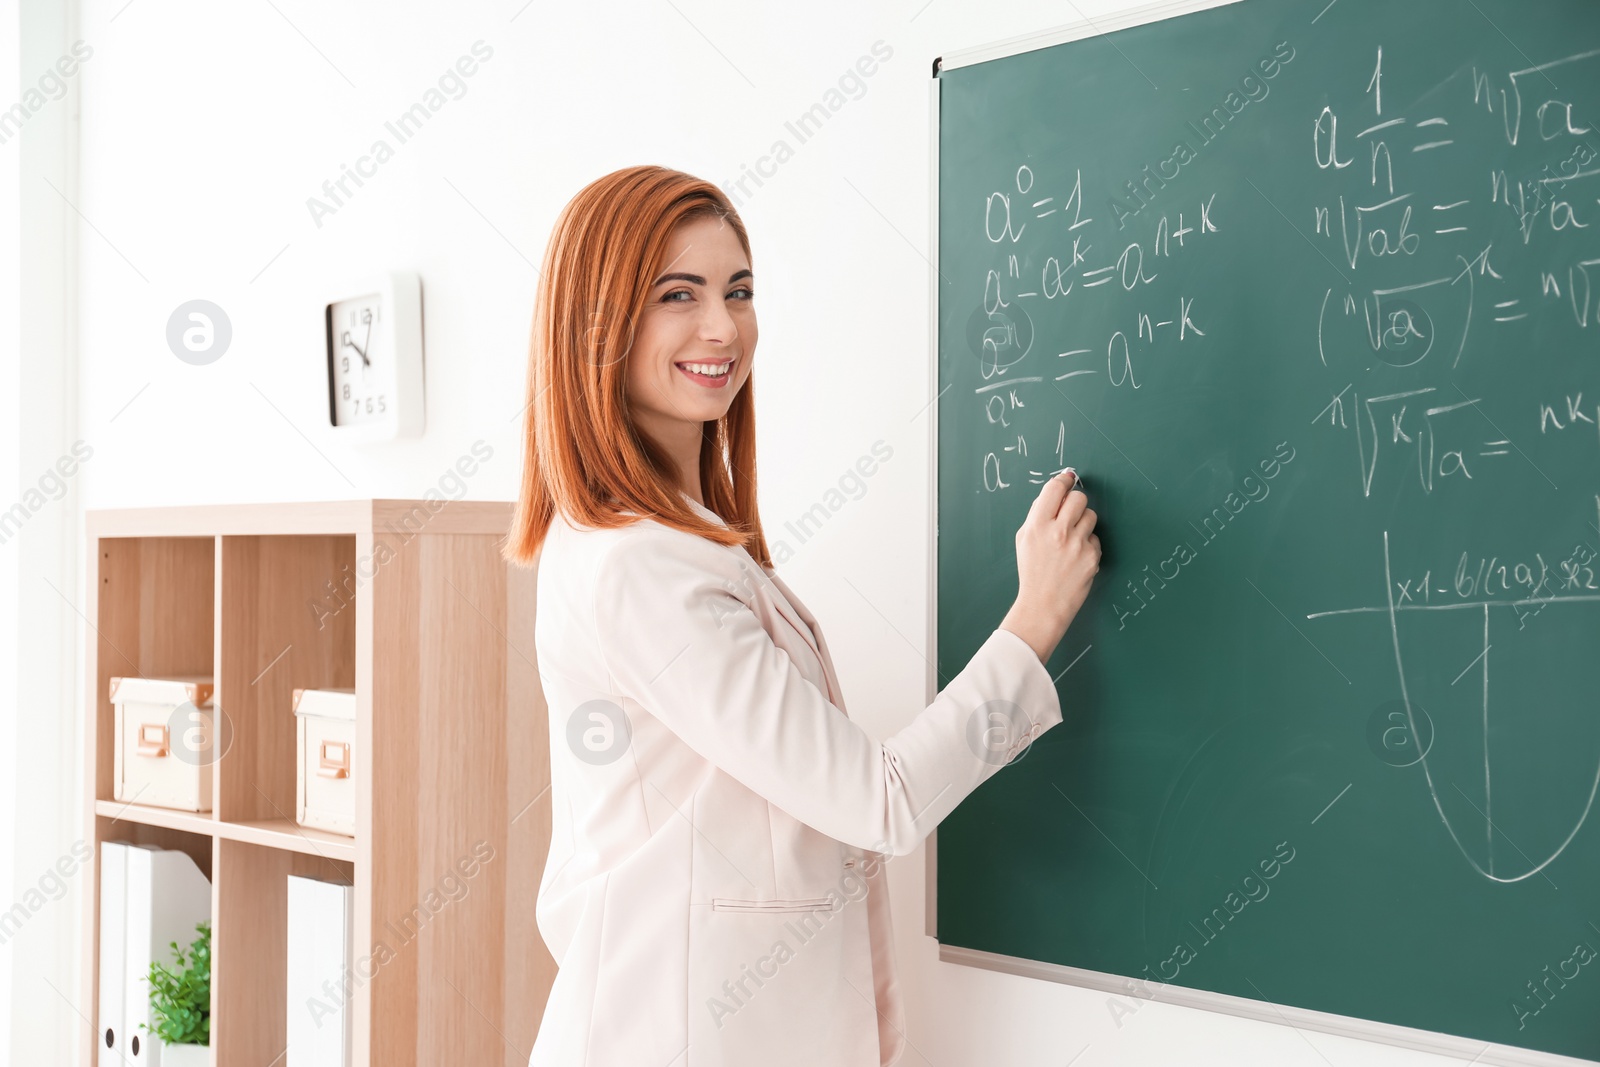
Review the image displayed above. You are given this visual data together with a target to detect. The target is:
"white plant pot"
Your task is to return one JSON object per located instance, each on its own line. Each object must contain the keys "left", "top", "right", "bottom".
{"left": 161, "top": 1042, "right": 212, "bottom": 1067}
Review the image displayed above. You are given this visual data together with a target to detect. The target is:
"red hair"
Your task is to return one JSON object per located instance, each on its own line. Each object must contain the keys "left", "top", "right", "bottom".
{"left": 502, "top": 165, "right": 770, "bottom": 569}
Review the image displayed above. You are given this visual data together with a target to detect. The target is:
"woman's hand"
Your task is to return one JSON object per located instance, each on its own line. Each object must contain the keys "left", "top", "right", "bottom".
{"left": 1000, "top": 468, "right": 1101, "bottom": 664}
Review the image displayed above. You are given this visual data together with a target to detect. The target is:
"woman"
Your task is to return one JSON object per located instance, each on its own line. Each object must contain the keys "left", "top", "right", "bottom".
{"left": 503, "top": 164, "right": 1100, "bottom": 1067}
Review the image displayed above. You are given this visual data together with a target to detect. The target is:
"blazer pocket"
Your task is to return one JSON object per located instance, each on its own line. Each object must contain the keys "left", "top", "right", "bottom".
{"left": 710, "top": 896, "right": 838, "bottom": 914}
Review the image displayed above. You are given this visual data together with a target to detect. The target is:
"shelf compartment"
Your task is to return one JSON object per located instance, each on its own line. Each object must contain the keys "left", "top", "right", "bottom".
{"left": 212, "top": 836, "right": 355, "bottom": 1067}
{"left": 215, "top": 534, "right": 356, "bottom": 828}
{"left": 93, "top": 536, "right": 216, "bottom": 807}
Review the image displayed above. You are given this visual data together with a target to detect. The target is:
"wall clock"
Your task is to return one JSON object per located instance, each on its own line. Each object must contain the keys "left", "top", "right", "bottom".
{"left": 323, "top": 271, "right": 424, "bottom": 441}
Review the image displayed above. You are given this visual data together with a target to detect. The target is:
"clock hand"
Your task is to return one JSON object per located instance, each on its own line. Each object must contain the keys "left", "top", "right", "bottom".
{"left": 341, "top": 331, "right": 370, "bottom": 366}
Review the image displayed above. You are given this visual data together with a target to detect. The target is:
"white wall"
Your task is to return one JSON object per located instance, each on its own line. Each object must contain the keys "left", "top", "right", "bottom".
{"left": 0, "top": 2, "right": 19, "bottom": 1056}
{"left": 5, "top": 0, "right": 83, "bottom": 1064}
{"left": 32, "top": 0, "right": 1481, "bottom": 1063}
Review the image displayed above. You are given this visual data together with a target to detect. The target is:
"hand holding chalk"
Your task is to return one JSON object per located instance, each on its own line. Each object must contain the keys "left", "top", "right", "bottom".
{"left": 1000, "top": 467, "right": 1101, "bottom": 664}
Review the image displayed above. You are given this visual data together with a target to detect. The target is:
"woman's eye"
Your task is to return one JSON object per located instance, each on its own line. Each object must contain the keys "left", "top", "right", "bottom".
{"left": 661, "top": 287, "right": 752, "bottom": 304}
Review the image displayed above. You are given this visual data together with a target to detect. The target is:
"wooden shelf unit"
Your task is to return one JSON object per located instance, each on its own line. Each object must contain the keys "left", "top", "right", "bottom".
{"left": 79, "top": 500, "right": 556, "bottom": 1066}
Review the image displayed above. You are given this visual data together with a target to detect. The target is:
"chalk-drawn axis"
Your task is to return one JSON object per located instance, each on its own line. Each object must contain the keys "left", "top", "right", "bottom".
{"left": 1307, "top": 530, "right": 1600, "bottom": 883}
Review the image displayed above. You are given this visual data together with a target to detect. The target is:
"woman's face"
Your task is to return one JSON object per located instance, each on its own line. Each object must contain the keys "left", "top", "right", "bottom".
{"left": 624, "top": 213, "right": 756, "bottom": 444}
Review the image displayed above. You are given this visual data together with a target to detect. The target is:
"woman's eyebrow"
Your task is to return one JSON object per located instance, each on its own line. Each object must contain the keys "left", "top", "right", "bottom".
{"left": 652, "top": 269, "right": 754, "bottom": 286}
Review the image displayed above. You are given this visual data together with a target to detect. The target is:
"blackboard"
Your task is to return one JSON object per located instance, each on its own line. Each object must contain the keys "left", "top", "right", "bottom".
{"left": 930, "top": 0, "right": 1600, "bottom": 1061}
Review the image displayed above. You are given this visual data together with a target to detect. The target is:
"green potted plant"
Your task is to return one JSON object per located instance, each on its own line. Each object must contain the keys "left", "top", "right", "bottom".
{"left": 142, "top": 920, "right": 211, "bottom": 1066}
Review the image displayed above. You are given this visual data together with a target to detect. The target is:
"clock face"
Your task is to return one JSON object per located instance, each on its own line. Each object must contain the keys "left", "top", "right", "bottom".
{"left": 321, "top": 272, "right": 424, "bottom": 441}
{"left": 326, "top": 293, "right": 388, "bottom": 426}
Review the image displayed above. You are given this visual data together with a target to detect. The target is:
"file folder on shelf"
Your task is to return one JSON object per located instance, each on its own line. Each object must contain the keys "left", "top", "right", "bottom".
{"left": 286, "top": 873, "right": 354, "bottom": 1066}
{"left": 97, "top": 841, "right": 212, "bottom": 1065}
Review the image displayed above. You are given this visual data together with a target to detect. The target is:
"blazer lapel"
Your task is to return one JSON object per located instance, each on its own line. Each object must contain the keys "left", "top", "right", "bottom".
{"left": 677, "top": 492, "right": 846, "bottom": 709}
{"left": 758, "top": 566, "right": 847, "bottom": 712}
{"left": 757, "top": 566, "right": 821, "bottom": 659}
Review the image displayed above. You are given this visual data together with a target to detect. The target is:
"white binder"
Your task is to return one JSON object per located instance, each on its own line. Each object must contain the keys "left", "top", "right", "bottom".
{"left": 286, "top": 874, "right": 354, "bottom": 1066}
{"left": 98, "top": 842, "right": 212, "bottom": 1065}
{"left": 98, "top": 841, "right": 134, "bottom": 1067}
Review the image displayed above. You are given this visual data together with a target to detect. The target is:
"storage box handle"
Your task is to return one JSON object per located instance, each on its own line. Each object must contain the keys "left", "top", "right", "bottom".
{"left": 136, "top": 723, "right": 169, "bottom": 759}
{"left": 318, "top": 740, "right": 350, "bottom": 779}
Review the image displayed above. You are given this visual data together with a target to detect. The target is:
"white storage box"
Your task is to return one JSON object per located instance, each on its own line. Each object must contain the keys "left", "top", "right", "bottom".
{"left": 110, "top": 676, "right": 215, "bottom": 813}
{"left": 294, "top": 687, "right": 356, "bottom": 837}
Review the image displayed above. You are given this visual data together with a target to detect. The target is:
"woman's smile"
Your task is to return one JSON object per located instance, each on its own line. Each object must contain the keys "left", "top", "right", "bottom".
{"left": 674, "top": 358, "right": 735, "bottom": 387}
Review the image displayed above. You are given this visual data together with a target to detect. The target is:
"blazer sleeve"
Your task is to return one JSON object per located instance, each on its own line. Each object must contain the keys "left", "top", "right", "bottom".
{"left": 591, "top": 526, "right": 1065, "bottom": 856}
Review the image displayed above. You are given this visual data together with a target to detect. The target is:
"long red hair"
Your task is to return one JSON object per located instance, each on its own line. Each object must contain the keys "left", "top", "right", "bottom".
{"left": 502, "top": 165, "right": 771, "bottom": 568}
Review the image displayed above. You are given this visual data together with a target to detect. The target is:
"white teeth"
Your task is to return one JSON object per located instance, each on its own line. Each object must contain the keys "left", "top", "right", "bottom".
{"left": 680, "top": 362, "right": 730, "bottom": 377}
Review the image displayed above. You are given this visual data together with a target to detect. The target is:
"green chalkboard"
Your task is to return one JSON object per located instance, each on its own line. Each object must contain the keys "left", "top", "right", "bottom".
{"left": 932, "top": 0, "right": 1600, "bottom": 1060}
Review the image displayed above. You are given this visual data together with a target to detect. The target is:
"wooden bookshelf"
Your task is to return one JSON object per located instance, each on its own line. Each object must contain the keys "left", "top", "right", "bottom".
{"left": 79, "top": 500, "right": 556, "bottom": 1066}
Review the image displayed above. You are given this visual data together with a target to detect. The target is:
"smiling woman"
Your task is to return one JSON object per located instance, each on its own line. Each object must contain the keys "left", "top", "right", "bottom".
{"left": 624, "top": 215, "right": 759, "bottom": 501}
{"left": 501, "top": 165, "right": 1098, "bottom": 1067}
{"left": 502, "top": 165, "right": 770, "bottom": 560}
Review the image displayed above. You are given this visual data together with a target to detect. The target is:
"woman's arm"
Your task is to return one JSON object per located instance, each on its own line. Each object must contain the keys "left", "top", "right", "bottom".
{"left": 592, "top": 526, "right": 1064, "bottom": 856}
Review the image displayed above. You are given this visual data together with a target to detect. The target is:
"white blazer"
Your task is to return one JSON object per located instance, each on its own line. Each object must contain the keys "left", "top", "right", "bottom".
{"left": 528, "top": 492, "right": 1063, "bottom": 1067}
